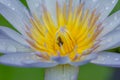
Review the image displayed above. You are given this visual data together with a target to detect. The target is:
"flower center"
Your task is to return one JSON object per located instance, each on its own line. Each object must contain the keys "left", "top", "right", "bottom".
{"left": 55, "top": 26, "right": 76, "bottom": 56}
{"left": 25, "top": 0, "right": 103, "bottom": 61}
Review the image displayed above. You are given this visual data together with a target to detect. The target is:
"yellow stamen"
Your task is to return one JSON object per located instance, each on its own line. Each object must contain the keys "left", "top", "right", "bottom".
{"left": 26, "top": 0, "right": 102, "bottom": 61}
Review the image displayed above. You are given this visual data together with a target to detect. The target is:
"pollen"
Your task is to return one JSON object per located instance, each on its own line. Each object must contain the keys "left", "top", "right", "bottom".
{"left": 25, "top": 0, "right": 103, "bottom": 61}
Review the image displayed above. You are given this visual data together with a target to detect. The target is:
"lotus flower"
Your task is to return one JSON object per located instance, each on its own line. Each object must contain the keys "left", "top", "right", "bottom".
{"left": 0, "top": 0, "right": 120, "bottom": 80}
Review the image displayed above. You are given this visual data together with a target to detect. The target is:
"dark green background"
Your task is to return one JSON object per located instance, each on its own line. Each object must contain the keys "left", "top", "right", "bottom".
{"left": 0, "top": 0, "right": 120, "bottom": 80}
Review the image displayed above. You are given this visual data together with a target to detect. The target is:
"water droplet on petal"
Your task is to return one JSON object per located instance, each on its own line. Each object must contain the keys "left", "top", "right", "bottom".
{"left": 115, "top": 58, "right": 119, "bottom": 61}
{"left": 92, "top": 0, "right": 97, "bottom": 2}
{"left": 106, "top": 56, "right": 110, "bottom": 58}
{"left": 7, "top": 3, "right": 11, "bottom": 6}
{"left": 105, "top": 7, "right": 109, "bottom": 10}
{"left": 112, "top": 0, "right": 116, "bottom": 4}
{"left": 12, "top": 8, "right": 15, "bottom": 10}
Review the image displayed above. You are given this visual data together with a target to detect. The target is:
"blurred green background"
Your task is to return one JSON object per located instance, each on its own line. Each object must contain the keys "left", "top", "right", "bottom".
{"left": 0, "top": 0, "right": 120, "bottom": 80}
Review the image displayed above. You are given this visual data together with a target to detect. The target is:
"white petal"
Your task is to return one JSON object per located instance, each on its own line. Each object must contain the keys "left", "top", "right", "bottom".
{"left": 0, "top": 31, "right": 32, "bottom": 53}
{"left": 107, "top": 25, "right": 120, "bottom": 48}
{"left": 0, "top": 2, "right": 30, "bottom": 34}
{"left": 115, "top": 25, "right": 120, "bottom": 31}
{"left": 26, "top": 0, "right": 57, "bottom": 24}
{"left": 96, "top": 30, "right": 120, "bottom": 51}
{"left": 82, "top": 0, "right": 118, "bottom": 21}
{"left": 110, "top": 42, "right": 120, "bottom": 49}
{"left": 91, "top": 52, "right": 120, "bottom": 67}
{"left": 81, "top": 0, "right": 99, "bottom": 11}
{"left": 98, "top": 10, "right": 120, "bottom": 38}
{"left": 0, "top": 0, "right": 29, "bottom": 22}
{"left": 0, "top": 0, "right": 28, "bottom": 13}
{"left": 97, "top": 0, "right": 118, "bottom": 21}
{"left": 0, "top": 52, "right": 58, "bottom": 67}
{"left": 70, "top": 53, "right": 98, "bottom": 66}
{"left": 0, "top": 30, "right": 9, "bottom": 39}
{"left": 26, "top": 62, "right": 58, "bottom": 68}
{"left": 26, "top": 0, "right": 42, "bottom": 19}
{"left": 0, "top": 39, "right": 32, "bottom": 53}
{"left": 0, "top": 27, "right": 29, "bottom": 46}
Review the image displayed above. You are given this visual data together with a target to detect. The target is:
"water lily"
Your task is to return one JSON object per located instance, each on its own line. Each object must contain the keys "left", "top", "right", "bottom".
{"left": 0, "top": 0, "right": 120, "bottom": 80}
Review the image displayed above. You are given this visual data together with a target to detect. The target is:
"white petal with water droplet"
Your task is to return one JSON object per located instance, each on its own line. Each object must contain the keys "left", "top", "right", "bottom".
{"left": 98, "top": 10, "right": 120, "bottom": 38}
{"left": 0, "top": 1, "right": 30, "bottom": 34}
{"left": 96, "top": 30, "right": 120, "bottom": 51}
{"left": 82, "top": 0, "right": 118, "bottom": 21}
{"left": 70, "top": 53, "right": 98, "bottom": 66}
{"left": 0, "top": 30, "right": 32, "bottom": 53}
{"left": 0, "top": 26, "right": 29, "bottom": 46}
{"left": 0, "top": 52, "right": 58, "bottom": 67}
{"left": 91, "top": 52, "right": 120, "bottom": 67}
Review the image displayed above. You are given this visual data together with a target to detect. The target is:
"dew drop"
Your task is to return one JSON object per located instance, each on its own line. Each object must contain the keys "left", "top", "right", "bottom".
{"left": 105, "top": 7, "right": 109, "bottom": 10}
{"left": 112, "top": 0, "right": 116, "bottom": 4}
{"left": 7, "top": 3, "right": 11, "bottom": 6}
{"left": 106, "top": 56, "right": 110, "bottom": 58}
{"left": 12, "top": 7, "right": 15, "bottom": 10}
{"left": 115, "top": 58, "right": 119, "bottom": 61}
{"left": 92, "top": 0, "right": 97, "bottom": 2}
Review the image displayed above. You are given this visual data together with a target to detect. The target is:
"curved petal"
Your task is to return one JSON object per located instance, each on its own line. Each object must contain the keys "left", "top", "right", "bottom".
{"left": 110, "top": 42, "right": 120, "bottom": 49}
{"left": 0, "top": 30, "right": 32, "bottom": 53}
{"left": 0, "top": 27, "right": 29, "bottom": 46}
{"left": 26, "top": 0, "right": 57, "bottom": 23}
{"left": 26, "top": 62, "right": 58, "bottom": 68}
{"left": 107, "top": 25, "right": 120, "bottom": 48}
{"left": 0, "top": 52, "right": 58, "bottom": 67}
{"left": 82, "top": 0, "right": 118, "bottom": 21}
{"left": 0, "top": 30, "right": 9, "bottom": 39}
{"left": 26, "top": 0, "right": 80, "bottom": 24}
{"left": 90, "top": 52, "right": 120, "bottom": 67}
{"left": 98, "top": 10, "right": 120, "bottom": 38}
{"left": 96, "top": 30, "right": 120, "bottom": 52}
{"left": 26, "top": 0, "right": 42, "bottom": 19}
{"left": 70, "top": 53, "right": 98, "bottom": 66}
{"left": 115, "top": 25, "right": 120, "bottom": 31}
{"left": 96, "top": 0, "right": 118, "bottom": 21}
{"left": 0, "top": 2, "right": 30, "bottom": 34}
{"left": 81, "top": 0, "right": 99, "bottom": 11}
{"left": 0, "top": 0, "right": 28, "bottom": 13}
